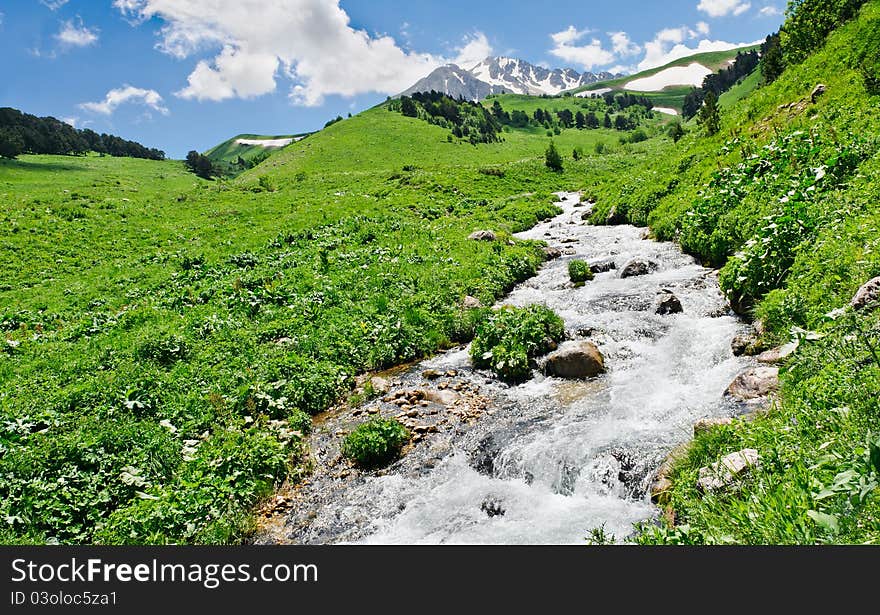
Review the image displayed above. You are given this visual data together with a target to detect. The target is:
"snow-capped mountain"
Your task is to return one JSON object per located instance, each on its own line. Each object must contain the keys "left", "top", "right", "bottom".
{"left": 400, "top": 57, "right": 619, "bottom": 100}
{"left": 399, "top": 65, "right": 511, "bottom": 101}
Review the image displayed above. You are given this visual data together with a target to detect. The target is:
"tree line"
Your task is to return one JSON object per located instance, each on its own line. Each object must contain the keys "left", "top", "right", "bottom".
{"left": 0, "top": 107, "right": 165, "bottom": 161}
{"left": 761, "top": 0, "right": 872, "bottom": 87}
{"left": 392, "top": 92, "right": 503, "bottom": 144}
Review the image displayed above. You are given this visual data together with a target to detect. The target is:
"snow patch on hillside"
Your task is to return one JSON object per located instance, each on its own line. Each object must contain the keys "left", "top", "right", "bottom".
{"left": 235, "top": 137, "right": 300, "bottom": 148}
{"left": 625, "top": 63, "right": 712, "bottom": 92}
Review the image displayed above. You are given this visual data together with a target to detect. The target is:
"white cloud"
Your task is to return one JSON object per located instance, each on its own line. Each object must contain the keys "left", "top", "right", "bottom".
{"left": 79, "top": 85, "right": 170, "bottom": 116}
{"left": 56, "top": 19, "right": 99, "bottom": 47}
{"left": 609, "top": 32, "right": 641, "bottom": 57}
{"left": 40, "top": 0, "right": 70, "bottom": 10}
{"left": 113, "top": 0, "right": 479, "bottom": 107}
{"left": 696, "top": 21, "right": 711, "bottom": 35}
{"left": 697, "top": 0, "right": 752, "bottom": 17}
{"left": 549, "top": 26, "right": 616, "bottom": 70}
{"left": 759, "top": 5, "right": 783, "bottom": 17}
{"left": 453, "top": 32, "right": 493, "bottom": 70}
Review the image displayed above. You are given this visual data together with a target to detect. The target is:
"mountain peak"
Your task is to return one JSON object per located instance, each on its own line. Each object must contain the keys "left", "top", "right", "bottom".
{"left": 401, "top": 56, "right": 620, "bottom": 101}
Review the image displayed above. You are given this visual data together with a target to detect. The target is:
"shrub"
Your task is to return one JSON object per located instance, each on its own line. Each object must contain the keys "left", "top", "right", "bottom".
{"left": 545, "top": 141, "right": 564, "bottom": 172}
{"left": 342, "top": 418, "right": 410, "bottom": 469}
{"left": 471, "top": 305, "right": 565, "bottom": 382}
{"left": 568, "top": 260, "right": 594, "bottom": 285}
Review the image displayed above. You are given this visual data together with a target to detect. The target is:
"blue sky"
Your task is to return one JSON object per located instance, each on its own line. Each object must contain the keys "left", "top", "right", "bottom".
{"left": 0, "top": 1, "right": 785, "bottom": 158}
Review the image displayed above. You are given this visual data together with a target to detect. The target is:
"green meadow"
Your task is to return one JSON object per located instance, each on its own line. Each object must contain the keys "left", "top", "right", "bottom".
{"left": 2, "top": 0, "right": 880, "bottom": 546}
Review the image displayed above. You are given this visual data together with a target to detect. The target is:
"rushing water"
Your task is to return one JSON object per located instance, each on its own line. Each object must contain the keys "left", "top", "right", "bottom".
{"left": 261, "top": 192, "right": 752, "bottom": 545}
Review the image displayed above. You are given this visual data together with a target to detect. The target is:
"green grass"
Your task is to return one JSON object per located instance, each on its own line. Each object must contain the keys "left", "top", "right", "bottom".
{"left": 4, "top": 1, "right": 879, "bottom": 546}
{"left": 719, "top": 68, "right": 763, "bottom": 109}
{"left": 581, "top": 1, "right": 880, "bottom": 544}
{"left": 1, "top": 88, "right": 642, "bottom": 544}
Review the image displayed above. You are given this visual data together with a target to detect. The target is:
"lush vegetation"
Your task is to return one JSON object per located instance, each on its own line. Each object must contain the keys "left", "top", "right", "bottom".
{"left": 581, "top": 0, "right": 880, "bottom": 544}
{"left": 1, "top": 83, "right": 632, "bottom": 543}
{"left": 470, "top": 305, "right": 565, "bottom": 383}
{"left": 0, "top": 107, "right": 164, "bottom": 161}
{"left": 342, "top": 418, "right": 411, "bottom": 469}
{"left": 3, "top": 0, "right": 879, "bottom": 546}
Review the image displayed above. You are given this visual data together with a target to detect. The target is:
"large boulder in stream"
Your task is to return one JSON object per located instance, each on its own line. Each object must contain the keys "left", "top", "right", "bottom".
{"left": 655, "top": 290, "right": 683, "bottom": 315}
{"left": 620, "top": 259, "right": 659, "bottom": 279}
{"left": 589, "top": 259, "right": 617, "bottom": 274}
{"left": 725, "top": 367, "right": 779, "bottom": 401}
{"left": 543, "top": 342, "right": 606, "bottom": 379}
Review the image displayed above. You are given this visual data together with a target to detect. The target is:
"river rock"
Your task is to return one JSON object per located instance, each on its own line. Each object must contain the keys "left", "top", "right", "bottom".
{"left": 543, "top": 247, "right": 562, "bottom": 261}
{"left": 589, "top": 259, "right": 617, "bottom": 274}
{"left": 481, "top": 497, "right": 506, "bottom": 518}
{"left": 650, "top": 442, "right": 692, "bottom": 506}
{"left": 468, "top": 230, "right": 497, "bottom": 242}
{"left": 725, "top": 367, "right": 779, "bottom": 401}
{"left": 655, "top": 290, "right": 683, "bottom": 315}
{"left": 463, "top": 295, "right": 483, "bottom": 309}
{"left": 370, "top": 377, "right": 391, "bottom": 395}
{"left": 543, "top": 342, "right": 606, "bottom": 379}
{"left": 851, "top": 276, "right": 880, "bottom": 312}
{"left": 731, "top": 332, "right": 761, "bottom": 357}
{"left": 425, "top": 389, "right": 460, "bottom": 406}
{"left": 694, "top": 417, "right": 734, "bottom": 437}
{"left": 757, "top": 342, "right": 798, "bottom": 365}
{"left": 697, "top": 449, "right": 760, "bottom": 492}
{"left": 605, "top": 206, "right": 627, "bottom": 226}
{"left": 620, "top": 259, "right": 659, "bottom": 278}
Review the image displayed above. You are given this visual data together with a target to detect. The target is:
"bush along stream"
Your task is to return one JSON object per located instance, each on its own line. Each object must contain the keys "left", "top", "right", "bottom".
{"left": 256, "top": 193, "right": 764, "bottom": 544}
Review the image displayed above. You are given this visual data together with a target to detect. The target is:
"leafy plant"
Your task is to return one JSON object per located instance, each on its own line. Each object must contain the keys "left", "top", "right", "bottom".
{"left": 342, "top": 418, "right": 410, "bottom": 469}
{"left": 471, "top": 305, "right": 565, "bottom": 382}
{"left": 568, "top": 260, "right": 594, "bottom": 285}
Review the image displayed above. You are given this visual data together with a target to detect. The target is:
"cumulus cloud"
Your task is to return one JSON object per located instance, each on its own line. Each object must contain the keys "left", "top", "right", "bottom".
{"left": 453, "top": 32, "right": 493, "bottom": 70}
{"left": 549, "top": 26, "right": 616, "bottom": 70}
{"left": 55, "top": 19, "right": 99, "bottom": 47}
{"left": 113, "top": 0, "right": 487, "bottom": 107}
{"left": 609, "top": 32, "right": 641, "bottom": 57}
{"left": 79, "top": 85, "right": 170, "bottom": 116}
{"left": 697, "top": 0, "right": 752, "bottom": 18}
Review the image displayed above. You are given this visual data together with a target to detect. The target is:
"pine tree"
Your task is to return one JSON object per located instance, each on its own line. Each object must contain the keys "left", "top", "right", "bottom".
{"left": 698, "top": 91, "right": 721, "bottom": 136}
{"left": 545, "top": 141, "right": 563, "bottom": 172}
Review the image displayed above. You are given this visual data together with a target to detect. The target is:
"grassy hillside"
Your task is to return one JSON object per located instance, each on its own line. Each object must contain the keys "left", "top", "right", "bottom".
{"left": 583, "top": 1, "right": 880, "bottom": 544}
{"left": 3, "top": 0, "right": 878, "bottom": 546}
{"left": 205, "top": 133, "right": 307, "bottom": 166}
{"left": 575, "top": 47, "right": 759, "bottom": 93}
{"left": 572, "top": 46, "right": 759, "bottom": 112}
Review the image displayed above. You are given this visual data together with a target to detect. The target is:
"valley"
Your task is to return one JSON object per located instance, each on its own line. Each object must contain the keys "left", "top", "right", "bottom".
{"left": 1, "top": 0, "right": 879, "bottom": 546}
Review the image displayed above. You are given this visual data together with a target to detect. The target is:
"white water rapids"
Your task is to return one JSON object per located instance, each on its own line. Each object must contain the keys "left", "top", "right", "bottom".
{"left": 265, "top": 192, "right": 752, "bottom": 545}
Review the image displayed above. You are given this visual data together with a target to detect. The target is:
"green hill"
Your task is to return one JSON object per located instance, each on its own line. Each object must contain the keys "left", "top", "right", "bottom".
{"left": 205, "top": 133, "right": 309, "bottom": 165}
{"left": 572, "top": 46, "right": 760, "bottom": 111}
{"left": 2, "top": 0, "right": 879, "bottom": 546}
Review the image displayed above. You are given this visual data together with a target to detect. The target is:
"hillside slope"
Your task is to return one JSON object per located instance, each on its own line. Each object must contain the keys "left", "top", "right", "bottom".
{"left": 583, "top": 1, "right": 880, "bottom": 544}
